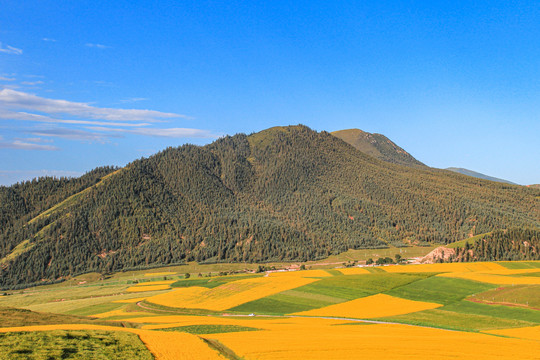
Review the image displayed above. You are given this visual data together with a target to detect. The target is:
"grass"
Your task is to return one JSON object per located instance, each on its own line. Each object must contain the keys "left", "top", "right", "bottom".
{"left": 442, "top": 300, "right": 540, "bottom": 323}
{"left": 0, "top": 307, "right": 137, "bottom": 329}
{"left": 377, "top": 308, "right": 537, "bottom": 332}
{"left": 171, "top": 274, "right": 262, "bottom": 289}
{"left": 0, "top": 330, "right": 152, "bottom": 360}
{"left": 385, "top": 276, "right": 497, "bottom": 305}
{"left": 307, "top": 245, "right": 437, "bottom": 264}
{"left": 446, "top": 232, "right": 491, "bottom": 249}
{"left": 0, "top": 240, "right": 35, "bottom": 265}
{"left": 0, "top": 282, "right": 169, "bottom": 316}
{"left": 230, "top": 291, "right": 342, "bottom": 314}
{"left": 28, "top": 169, "right": 124, "bottom": 225}
{"left": 469, "top": 284, "right": 540, "bottom": 308}
{"left": 498, "top": 261, "right": 540, "bottom": 269}
{"left": 506, "top": 271, "right": 540, "bottom": 277}
{"left": 162, "top": 324, "right": 261, "bottom": 334}
{"left": 230, "top": 273, "right": 431, "bottom": 314}
{"left": 64, "top": 302, "right": 125, "bottom": 317}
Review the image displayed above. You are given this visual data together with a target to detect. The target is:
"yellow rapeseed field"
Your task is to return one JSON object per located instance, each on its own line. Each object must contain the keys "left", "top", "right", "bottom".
{"left": 293, "top": 293, "right": 441, "bottom": 318}
{"left": 437, "top": 272, "right": 540, "bottom": 285}
{"left": 126, "top": 280, "right": 177, "bottom": 292}
{"left": 137, "top": 329, "right": 225, "bottom": 360}
{"left": 336, "top": 267, "right": 370, "bottom": 275}
{"left": 383, "top": 262, "right": 505, "bottom": 273}
{"left": 211, "top": 322, "right": 540, "bottom": 359}
{"left": 130, "top": 280, "right": 177, "bottom": 286}
{"left": 485, "top": 325, "right": 540, "bottom": 341}
{"left": 126, "top": 284, "right": 172, "bottom": 292}
{"left": 146, "top": 276, "right": 317, "bottom": 311}
{"left": 267, "top": 269, "right": 332, "bottom": 278}
{"left": 0, "top": 324, "right": 225, "bottom": 359}
{"left": 91, "top": 308, "right": 151, "bottom": 319}
{"left": 114, "top": 297, "right": 149, "bottom": 303}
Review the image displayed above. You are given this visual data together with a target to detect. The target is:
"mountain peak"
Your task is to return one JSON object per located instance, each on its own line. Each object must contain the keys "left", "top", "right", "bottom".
{"left": 331, "top": 128, "right": 425, "bottom": 167}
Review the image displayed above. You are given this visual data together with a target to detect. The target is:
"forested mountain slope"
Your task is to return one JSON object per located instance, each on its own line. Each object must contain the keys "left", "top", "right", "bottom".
{"left": 446, "top": 167, "right": 516, "bottom": 185}
{"left": 451, "top": 228, "right": 540, "bottom": 262}
{"left": 1, "top": 125, "right": 538, "bottom": 288}
{"left": 331, "top": 128, "right": 425, "bottom": 167}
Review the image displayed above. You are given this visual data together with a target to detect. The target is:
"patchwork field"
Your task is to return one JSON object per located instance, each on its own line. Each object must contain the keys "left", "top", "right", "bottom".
{"left": 1, "top": 261, "right": 540, "bottom": 359}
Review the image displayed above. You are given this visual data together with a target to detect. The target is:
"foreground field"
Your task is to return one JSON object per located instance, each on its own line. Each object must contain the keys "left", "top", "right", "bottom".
{"left": 2, "top": 261, "right": 540, "bottom": 359}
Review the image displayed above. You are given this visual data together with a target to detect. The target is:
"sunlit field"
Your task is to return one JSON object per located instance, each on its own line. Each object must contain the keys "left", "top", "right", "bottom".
{"left": 2, "top": 261, "right": 540, "bottom": 359}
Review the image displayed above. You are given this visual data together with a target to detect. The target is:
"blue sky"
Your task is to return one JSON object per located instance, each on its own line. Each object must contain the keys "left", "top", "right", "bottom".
{"left": 1, "top": 1, "right": 539, "bottom": 185}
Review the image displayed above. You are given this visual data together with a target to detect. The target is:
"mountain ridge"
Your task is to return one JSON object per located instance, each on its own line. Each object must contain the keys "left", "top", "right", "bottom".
{"left": 331, "top": 128, "right": 425, "bottom": 167}
{"left": 1, "top": 125, "right": 538, "bottom": 288}
{"left": 445, "top": 167, "right": 517, "bottom": 185}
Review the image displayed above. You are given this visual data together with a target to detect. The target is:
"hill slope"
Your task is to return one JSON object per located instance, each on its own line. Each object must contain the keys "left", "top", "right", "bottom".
{"left": 1, "top": 125, "right": 538, "bottom": 288}
{"left": 446, "top": 168, "right": 517, "bottom": 185}
{"left": 331, "top": 129, "right": 425, "bottom": 167}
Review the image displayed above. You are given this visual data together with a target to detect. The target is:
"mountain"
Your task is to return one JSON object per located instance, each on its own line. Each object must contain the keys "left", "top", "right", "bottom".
{"left": 331, "top": 129, "right": 425, "bottom": 167}
{"left": 1, "top": 125, "right": 539, "bottom": 288}
{"left": 445, "top": 168, "right": 517, "bottom": 185}
{"left": 450, "top": 228, "right": 540, "bottom": 262}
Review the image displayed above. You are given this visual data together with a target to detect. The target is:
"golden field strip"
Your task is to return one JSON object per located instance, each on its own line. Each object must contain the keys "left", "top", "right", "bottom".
{"left": 2, "top": 261, "right": 540, "bottom": 359}
{"left": 293, "top": 293, "right": 442, "bottom": 318}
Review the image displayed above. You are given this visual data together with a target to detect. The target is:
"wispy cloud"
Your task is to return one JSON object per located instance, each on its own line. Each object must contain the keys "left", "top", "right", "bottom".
{"left": 42, "top": 38, "right": 57, "bottom": 42}
{"left": 14, "top": 137, "right": 54, "bottom": 143}
{"left": 0, "top": 89, "right": 215, "bottom": 148}
{"left": 0, "top": 76, "right": 15, "bottom": 81}
{"left": 0, "top": 139, "right": 59, "bottom": 151}
{"left": 21, "top": 81, "right": 44, "bottom": 86}
{"left": 85, "top": 43, "right": 111, "bottom": 49}
{"left": 26, "top": 128, "right": 118, "bottom": 142}
{"left": 120, "top": 97, "right": 149, "bottom": 103}
{"left": 89, "top": 126, "right": 215, "bottom": 138}
{"left": 0, "top": 89, "right": 183, "bottom": 121}
{"left": 0, "top": 43, "right": 22, "bottom": 55}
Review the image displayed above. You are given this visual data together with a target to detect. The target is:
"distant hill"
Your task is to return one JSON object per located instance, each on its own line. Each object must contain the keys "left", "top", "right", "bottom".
{"left": 1, "top": 125, "right": 538, "bottom": 288}
{"left": 529, "top": 184, "right": 540, "bottom": 189}
{"left": 331, "top": 129, "right": 425, "bottom": 167}
{"left": 445, "top": 168, "right": 517, "bottom": 185}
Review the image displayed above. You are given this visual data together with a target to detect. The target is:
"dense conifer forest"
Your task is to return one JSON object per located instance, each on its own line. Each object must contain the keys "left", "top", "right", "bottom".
{"left": 451, "top": 228, "right": 540, "bottom": 262}
{"left": 1, "top": 126, "right": 538, "bottom": 288}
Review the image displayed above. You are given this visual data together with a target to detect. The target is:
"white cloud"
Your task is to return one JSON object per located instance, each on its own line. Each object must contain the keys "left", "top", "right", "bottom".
{"left": 21, "top": 81, "right": 44, "bottom": 86}
{"left": 120, "top": 97, "right": 149, "bottom": 103}
{"left": 85, "top": 43, "right": 111, "bottom": 49}
{"left": 89, "top": 126, "right": 216, "bottom": 138}
{"left": 0, "top": 43, "right": 22, "bottom": 55}
{"left": 14, "top": 137, "right": 54, "bottom": 143}
{"left": 0, "top": 89, "right": 215, "bottom": 146}
{"left": 0, "top": 76, "right": 15, "bottom": 81}
{"left": 0, "top": 139, "right": 59, "bottom": 151}
{"left": 0, "top": 109, "right": 152, "bottom": 127}
{"left": 42, "top": 38, "right": 57, "bottom": 42}
{"left": 27, "top": 128, "right": 117, "bottom": 142}
{"left": 0, "top": 89, "right": 183, "bottom": 121}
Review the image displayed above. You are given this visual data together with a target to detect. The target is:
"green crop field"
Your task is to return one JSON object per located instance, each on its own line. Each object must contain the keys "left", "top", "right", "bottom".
{"left": 385, "top": 277, "right": 497, "bottom": 305}
{"left": 161, "top": 324, "right": 261, "bottom": 334}
{"left": 470, "top": 285, "right": 540, "bottom": 308}
{"left": 2, "top": 261, "right": 540, "bottom": 358}
{"left": 0, "top": 330, "right": 152, "bottom": 360}
{"left": 231, "top": 273, "right": 432, "bottom": 314}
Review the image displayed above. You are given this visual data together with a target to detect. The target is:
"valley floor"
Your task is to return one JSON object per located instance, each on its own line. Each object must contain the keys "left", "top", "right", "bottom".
{"left": 2, "top": 260, "right": 540, "bottom": 359}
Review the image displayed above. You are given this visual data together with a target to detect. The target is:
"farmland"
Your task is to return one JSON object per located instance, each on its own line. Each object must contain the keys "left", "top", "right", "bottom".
{"left": 2, "top": 261, "right": 540, "bottom": 359}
